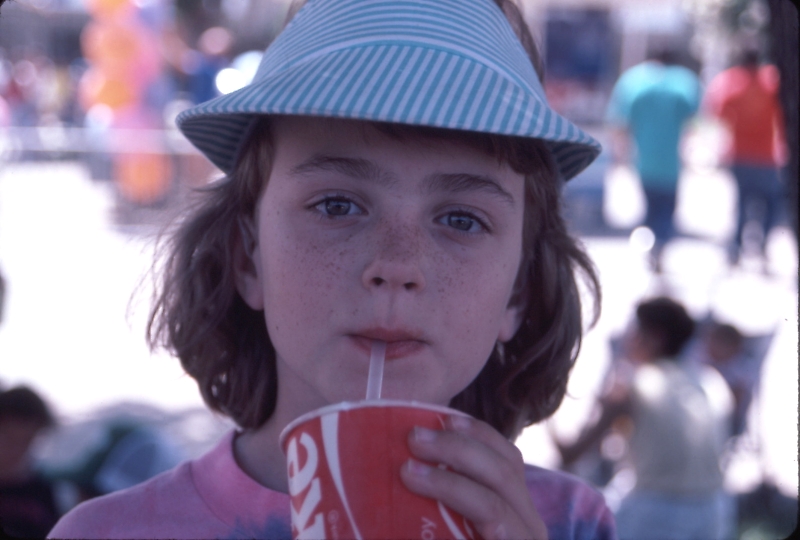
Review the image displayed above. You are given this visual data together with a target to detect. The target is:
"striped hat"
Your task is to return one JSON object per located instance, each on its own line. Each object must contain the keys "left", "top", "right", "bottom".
{"left": 177, "top": 0, "right": 600, "bottom": 181}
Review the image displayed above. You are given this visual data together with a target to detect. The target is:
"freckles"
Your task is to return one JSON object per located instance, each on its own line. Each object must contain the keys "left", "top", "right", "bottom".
{"left": 373, "top": 220, "right": 425, "bottom": 260}
{"left": 295, "top": 239, "right": 353, "bottom": 298}
{"left": 429, "top": 249, "right": 476, "bottom": 320}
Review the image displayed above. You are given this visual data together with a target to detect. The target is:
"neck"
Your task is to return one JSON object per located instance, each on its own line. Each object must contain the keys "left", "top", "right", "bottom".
{"left": 233, "top": 392, "right": 327, "bottom": 494}
{"left": 234, "top": 361, "right": 338, "bottom": 493}
{"left": 233, "top": 415, "right": 291, "bottom": 493}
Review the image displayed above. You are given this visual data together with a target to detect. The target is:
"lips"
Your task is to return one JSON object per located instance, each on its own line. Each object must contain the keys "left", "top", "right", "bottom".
{"left": 349, "top": 328, "right": 426, "bottom": 360}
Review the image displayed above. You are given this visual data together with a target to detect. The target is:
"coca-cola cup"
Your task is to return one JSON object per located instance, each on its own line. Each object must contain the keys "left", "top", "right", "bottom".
{"left": 279, "top": 400, "right": 479, "bottom": 540}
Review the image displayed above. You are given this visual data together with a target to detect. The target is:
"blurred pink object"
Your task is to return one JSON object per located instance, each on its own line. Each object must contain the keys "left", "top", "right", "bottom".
{"left": 0, "top": 95, "right": 10, "bottom": 127}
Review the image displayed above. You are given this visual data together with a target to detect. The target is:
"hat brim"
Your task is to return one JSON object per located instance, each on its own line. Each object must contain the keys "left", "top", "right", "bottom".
{"left": 178, "top": 45, "right": 600, "bottom": 181}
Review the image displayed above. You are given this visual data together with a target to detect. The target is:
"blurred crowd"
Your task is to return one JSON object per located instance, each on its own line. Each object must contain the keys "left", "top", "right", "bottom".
{"left": 0, "top": 0, "right": 796, "bottom": 539}
{"left": 0, "top": 2, "right": 260, "bottom": 130}
{"left": 0, "top": 0, "right": 265, "bottom": 207}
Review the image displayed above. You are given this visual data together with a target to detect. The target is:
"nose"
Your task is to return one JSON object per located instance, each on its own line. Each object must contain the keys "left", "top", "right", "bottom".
{"left": 361, "top": 222, "right": 427, "bottom": 292}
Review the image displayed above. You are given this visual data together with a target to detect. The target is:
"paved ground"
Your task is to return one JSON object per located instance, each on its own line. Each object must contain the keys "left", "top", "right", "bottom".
{"left": 0, "top": 152, "right": 796, "bottom": 503}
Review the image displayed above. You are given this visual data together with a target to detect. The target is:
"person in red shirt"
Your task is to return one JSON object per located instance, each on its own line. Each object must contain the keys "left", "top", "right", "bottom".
{"left": 705, "top": 48, "right": 787, "bottom": 268}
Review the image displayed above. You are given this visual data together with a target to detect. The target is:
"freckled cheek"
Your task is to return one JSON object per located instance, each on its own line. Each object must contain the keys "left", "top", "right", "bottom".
{"left": 431, "top": 244, "right": 518, "bottom": 295}
{"left": 432, "top": 258, "right": 517, "bottom": 335}
{"left": 262, "top": 233, "right": 359, "bottom": 313}
{"left": 430, "top": 264, "right": 474, "bottom": 308}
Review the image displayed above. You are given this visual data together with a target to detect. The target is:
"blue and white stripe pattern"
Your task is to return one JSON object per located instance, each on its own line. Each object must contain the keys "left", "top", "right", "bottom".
{"left": 177, "top": 0, "right": 601, "bottom": 180}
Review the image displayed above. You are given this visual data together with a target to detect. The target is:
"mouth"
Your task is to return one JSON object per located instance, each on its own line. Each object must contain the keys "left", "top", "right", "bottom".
{"left": 349, "top": 328, "right": 426, "bottom": 360}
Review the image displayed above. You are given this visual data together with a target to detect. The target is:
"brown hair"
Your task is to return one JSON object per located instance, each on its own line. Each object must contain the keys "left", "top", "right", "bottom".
{"left": 635, "top": 297, "right": 695, "bottom": 359}
{"left": 0, "top": 386, "right": 55, "bottom": 428}
{"left": 148, "top": 0, "right": 599, "bottom": 440}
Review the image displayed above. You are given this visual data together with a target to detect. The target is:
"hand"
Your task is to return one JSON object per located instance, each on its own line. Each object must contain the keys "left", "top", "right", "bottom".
{"left": 400, "top": 415, "right": 549, "bottom": 540}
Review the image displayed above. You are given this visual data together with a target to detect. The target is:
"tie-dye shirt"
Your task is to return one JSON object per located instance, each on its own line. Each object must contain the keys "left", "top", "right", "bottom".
{"left": 49, "top": 431, "right": 617, "bottom": 539}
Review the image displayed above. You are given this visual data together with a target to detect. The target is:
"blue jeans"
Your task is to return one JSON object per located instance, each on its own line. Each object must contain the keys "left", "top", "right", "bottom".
{"left": 731, "top": 164, "right": 784, "bottom": 254}
{"left": 616, "top": 490, "right": 736, "bottom": 540}
{"left": 641, "top": 184, "right": 677, "bottom": 250}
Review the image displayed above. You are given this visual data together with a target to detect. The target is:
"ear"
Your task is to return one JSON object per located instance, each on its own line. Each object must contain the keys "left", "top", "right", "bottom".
{"left": 497, "top": 303, "right": 524, "bottom": 343}
{"left": 234, "top": 216, "right": 265, "bottom": 310}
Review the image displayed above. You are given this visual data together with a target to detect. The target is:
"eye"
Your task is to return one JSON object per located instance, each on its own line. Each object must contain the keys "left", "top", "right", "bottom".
{"left": 440, "top": 211, "right": 487, "bottom": 233}
{"left": 313, "top": 197, "right": 362, "bottom": 217}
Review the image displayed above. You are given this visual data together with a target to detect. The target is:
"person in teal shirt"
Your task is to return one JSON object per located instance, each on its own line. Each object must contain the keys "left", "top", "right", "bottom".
{"left": 607, "top": 47, "right": 701, "bottom": 271}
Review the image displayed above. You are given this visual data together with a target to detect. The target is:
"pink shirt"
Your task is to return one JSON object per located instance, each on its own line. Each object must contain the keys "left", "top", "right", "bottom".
{"left": 49, "top": 431, "right": 616, "bottom": 539}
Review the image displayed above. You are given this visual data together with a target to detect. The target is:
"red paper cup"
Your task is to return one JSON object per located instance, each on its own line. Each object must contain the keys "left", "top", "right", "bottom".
{"left": 279, "top": 400, "right": 480, "bottom": 540}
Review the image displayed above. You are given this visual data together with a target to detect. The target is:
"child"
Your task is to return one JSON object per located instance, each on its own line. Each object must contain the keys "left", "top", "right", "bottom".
{"left": 0, "top": 386, "right": 61, "bottom": 538}
{"left": 557, "top": 298, "right": 734, "bottom": 540}
{"left": 50, "top": 0, "right": 614, "bottom": 538}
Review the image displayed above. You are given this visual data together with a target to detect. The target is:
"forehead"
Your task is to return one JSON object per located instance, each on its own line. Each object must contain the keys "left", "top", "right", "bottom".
{"left": 276, "top": 114, "right": 493, "bottom": 150}
{"left": 269, "top": 116, "right": 520, "bottom": 175}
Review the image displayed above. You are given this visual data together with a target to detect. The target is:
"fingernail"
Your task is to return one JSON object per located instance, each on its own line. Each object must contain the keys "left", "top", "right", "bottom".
{"left": 414, "top": 426, "right": 437, "bottom": 442}
{"left": 448, "top": 414, "right": 471, "bottom": 431}
{"left": 494, "top": 523, "right": 508, "bottom": 540}
{"left": 405, "top": 458, "right": 432, "bottom": 477}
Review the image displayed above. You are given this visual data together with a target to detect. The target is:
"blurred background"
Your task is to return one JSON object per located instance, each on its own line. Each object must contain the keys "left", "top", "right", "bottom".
{"left": 0, "top": 0, "right": 796, "bottom": 538}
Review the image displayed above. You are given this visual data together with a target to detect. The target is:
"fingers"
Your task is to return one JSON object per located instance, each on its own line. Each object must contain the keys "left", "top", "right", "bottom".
{"left": 400, "top": 415, "right": 549, "bottom": 540}
{"left": 445, "top": 415, "right": 527, "bottom": 476}
{"left": 408, "top": 417, "right": 525, "bottom": 510}
{"left": 400, "top": 458, "right": 522, "bottom": 539}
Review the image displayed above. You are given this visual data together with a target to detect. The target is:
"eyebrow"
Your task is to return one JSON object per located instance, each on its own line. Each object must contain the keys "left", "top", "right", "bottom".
{"left": 289, "top": 154, "right": 515, "bottom": 206}
{"left": 424, "top": 173, "right": 515, "bottom": 206}
{"left": 289, "top": 155, "right": 393, "bottom": 185}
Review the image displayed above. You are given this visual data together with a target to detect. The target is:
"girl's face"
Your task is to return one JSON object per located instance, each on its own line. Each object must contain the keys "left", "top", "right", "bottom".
{"left": 236, "top": 117, "right": 526, "bottom": 415}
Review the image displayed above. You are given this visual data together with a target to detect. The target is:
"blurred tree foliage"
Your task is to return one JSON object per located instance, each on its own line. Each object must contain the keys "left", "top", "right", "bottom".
{"left": 718, "top": 0, "right": 768, "bottom": 33}
{"left": 173, "top": 0, "right": 223, "bottom": 45}
{"left": 766, "top": 0, "right": 798, "bottom": 235}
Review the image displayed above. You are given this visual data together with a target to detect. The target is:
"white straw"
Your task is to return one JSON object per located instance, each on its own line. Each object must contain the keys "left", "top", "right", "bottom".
{"left": 366, "top": 340, "right": 386, "bottom": 400}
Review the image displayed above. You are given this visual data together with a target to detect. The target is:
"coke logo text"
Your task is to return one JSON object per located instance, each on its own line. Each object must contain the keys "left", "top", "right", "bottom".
{"left": 286, "top": 432, "right": 326, "bottom": 539}
{"left": 421, "top": 516, "right": 438, "bottom": 540}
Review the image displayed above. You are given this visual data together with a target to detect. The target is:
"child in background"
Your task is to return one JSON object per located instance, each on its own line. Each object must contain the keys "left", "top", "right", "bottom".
{"left": 0, "top": 386, "right": 61, "bottom": 538}
{"left": 50, "top": 0, "right": 614, "bottom": 538}
{"left": 557, "top": 298, "right": 734, "bottom": 540}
